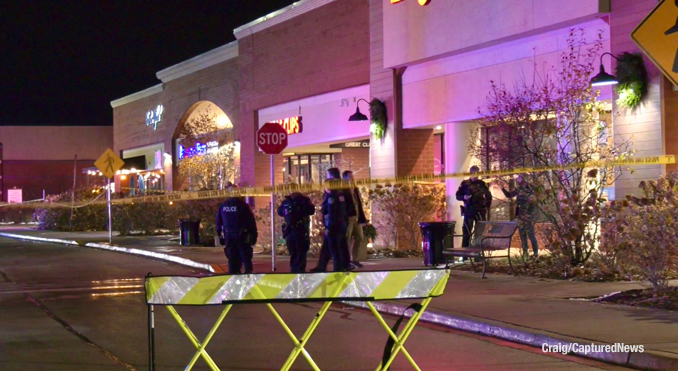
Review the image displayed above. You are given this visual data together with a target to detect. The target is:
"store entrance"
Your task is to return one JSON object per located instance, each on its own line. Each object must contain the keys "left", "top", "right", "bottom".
{"left": 283, "top": 153, "right": 336, "bottom": 184}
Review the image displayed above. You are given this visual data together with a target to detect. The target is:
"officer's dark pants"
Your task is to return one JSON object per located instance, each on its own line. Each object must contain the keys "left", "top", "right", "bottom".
{"left": 224, "top": 235, "right": 253, "bottom": 274}
{"left": 286, "top": 231, "right": 309, "bottom": 273}
{"left": 326, "top": 226, "right": 349, "bottom": 272}
{"left": 462, "top": 210, "right": 488, "bottom": 248}
{"left": 313, "top": 237, "right": 330, "bottom": 272}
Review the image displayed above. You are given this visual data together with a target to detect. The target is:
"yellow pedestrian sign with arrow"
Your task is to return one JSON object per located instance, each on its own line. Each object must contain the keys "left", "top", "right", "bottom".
{"left": 94, "top": 148, "right": 125, "bottom": 179}
{"left": 632, "top": 0, "right": 678, "bottom": 86}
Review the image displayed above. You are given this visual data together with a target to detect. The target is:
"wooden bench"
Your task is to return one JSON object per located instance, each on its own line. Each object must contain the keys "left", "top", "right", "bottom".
{"left": 442, "top": 221, "right": 518, "bottom": 278}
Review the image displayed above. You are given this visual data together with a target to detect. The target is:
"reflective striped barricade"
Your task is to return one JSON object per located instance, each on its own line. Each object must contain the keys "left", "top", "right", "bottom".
{"left": 145, "top": 269, "right": 450, "bottom": 371}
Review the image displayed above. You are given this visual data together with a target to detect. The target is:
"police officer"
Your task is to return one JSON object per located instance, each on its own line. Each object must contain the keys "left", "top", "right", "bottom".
{"left": 310, "top": 168, "right": 354, "bottom": 272}
{"left": 277, "top": 185, "right": 316, "bottom": 273}
{"left": 456, "top": 166, "right": 492, "bottom": 248}
{"left": 216, "top": 186, "right": 258, "bottom": 274}
{"left": 321, "top": 175, "right": 351, "bottom": 272}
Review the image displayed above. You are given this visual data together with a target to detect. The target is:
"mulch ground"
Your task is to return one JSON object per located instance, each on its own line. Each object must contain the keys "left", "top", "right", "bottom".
{"left": 594, "top": 287, "right": 678, "bottom": 311}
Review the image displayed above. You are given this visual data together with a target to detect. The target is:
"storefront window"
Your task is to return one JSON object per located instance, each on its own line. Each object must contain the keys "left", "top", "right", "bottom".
{"left": 284, "top": 154, "right": 335, "bottom": 184}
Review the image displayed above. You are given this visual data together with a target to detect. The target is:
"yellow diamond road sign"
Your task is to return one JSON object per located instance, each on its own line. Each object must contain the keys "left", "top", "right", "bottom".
{"left": 94, "top": 149, "right": 125, "bottom": 179}
{"left": 632, "top": 0, "right": 678, "bottom": 86}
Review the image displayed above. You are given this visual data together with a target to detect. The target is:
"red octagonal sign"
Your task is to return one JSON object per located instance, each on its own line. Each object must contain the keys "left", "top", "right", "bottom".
{"left": 257, "top": 122, "right": 288, "bottom": 155}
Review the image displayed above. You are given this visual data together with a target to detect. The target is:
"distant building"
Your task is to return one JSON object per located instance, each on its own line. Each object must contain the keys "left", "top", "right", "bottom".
{"left": 0, "top": 126, "right": 112, "bottom": 201}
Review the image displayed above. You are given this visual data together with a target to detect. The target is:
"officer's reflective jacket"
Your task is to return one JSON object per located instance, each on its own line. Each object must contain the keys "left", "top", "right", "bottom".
{"left": 277, "top": 192, "right": 316, "bottom": 236}
{"left": 321, "top": 183, "right": 348, "bottom": 230}
{"left": 216, "top": 197, "right": 257, "bottom": 241}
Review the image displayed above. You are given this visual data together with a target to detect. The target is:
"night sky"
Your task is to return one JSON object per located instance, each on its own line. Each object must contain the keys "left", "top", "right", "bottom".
{"left": 0, "top": 0, "right": 296, "bottom": 126}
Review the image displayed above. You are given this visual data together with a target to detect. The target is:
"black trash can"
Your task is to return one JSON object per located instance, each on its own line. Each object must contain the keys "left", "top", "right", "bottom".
{"left": 179, "top": 219, "right": 201, "bottom": 246}
{"left": 418, "top": 221, "right": 456, "bottom": 266}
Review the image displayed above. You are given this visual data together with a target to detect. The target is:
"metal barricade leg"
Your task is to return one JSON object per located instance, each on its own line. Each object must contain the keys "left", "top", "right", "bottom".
{"left": 166, "top": 304, "right": 232, "bottom": 371}
{"left": 367, "top": 297, "right": 433, "bottom": 371}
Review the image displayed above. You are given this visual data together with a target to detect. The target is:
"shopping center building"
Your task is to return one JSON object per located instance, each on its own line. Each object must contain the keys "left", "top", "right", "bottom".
{"left": 111, "top": 0, "right": 676, "bottom": 235}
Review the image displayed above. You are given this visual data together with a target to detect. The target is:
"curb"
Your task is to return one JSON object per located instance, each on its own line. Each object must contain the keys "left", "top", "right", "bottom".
{"left": 0, "top": 233, "right": 215, "bottom": 273}
{"left": 343, "top": 301, "right": 677, "bottom": 371}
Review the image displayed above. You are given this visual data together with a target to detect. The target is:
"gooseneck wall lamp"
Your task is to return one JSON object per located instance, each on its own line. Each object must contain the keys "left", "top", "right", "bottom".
{"left": 348, "top": 98, "right": 370, "bottom": 122}
{"left": 591, "top": 52, "right": 620, "bottom": 87}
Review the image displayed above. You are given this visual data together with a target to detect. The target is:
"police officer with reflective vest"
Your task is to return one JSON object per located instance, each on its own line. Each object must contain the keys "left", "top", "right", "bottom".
{"left": 320, "top": 175, "right": 351, "bottom": 272}
{"left": 277, "top": 185, "right": 316, "bottom": 273}
{"left": 216, "top": 187, "right": 258, "bottom": 274}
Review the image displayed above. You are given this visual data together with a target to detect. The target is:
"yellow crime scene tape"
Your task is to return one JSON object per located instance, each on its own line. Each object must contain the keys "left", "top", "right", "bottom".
{"left": 145, "top": 269, "right": 449, "bottom": 371}
{"left": 1, "top": 154, "right": 674, "bottom": 209}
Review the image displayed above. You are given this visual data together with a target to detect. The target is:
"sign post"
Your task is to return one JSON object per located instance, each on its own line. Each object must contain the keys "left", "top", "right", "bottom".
{"left": 94, "top": 149, "right": 125, "bottom": 244}
{"left": 256, "top": 123, "right": 289, "bottom": 271}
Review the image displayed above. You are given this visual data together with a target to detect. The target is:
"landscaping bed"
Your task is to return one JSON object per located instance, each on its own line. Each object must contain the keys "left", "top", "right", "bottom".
{"left": 594, "top": 287, "right": 678, "bottom": 311}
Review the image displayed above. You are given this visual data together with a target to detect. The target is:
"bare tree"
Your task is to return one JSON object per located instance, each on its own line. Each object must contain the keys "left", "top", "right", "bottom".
{"left": 471, "top": 29, "right": 632, "bottom": 267}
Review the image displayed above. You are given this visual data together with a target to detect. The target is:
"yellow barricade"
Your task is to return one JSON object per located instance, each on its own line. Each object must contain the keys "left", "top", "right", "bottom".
{"left": 145, "top": 269, "right": 450, "bottom": 371}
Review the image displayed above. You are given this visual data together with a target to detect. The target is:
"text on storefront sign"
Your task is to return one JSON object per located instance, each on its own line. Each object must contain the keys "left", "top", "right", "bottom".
{"left": 178, "top": 141, "right": 219, "bottom": 160}
{"left": 146, "top": 105, "right": 164, "bottom": 130}
{"left": 272, "top": 116, "right": 303, "bottom": 135}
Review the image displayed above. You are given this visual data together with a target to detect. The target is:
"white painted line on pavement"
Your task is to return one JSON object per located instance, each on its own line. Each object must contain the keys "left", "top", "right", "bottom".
{"left": 0, "top": 232, "right": 80, "bottom": 246}
{"left": 85, "top": 243, "right": 215, "bottom": 273}
{"left": 0, "top": 232, "right": 214, "bottom": 273}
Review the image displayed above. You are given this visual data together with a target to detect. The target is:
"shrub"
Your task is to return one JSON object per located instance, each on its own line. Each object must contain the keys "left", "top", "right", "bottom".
{"left": 601, "top": 173, "right": 678, "bottom": 291}
{"left": 368, "top": 183, "right": 446, "bottom": 250}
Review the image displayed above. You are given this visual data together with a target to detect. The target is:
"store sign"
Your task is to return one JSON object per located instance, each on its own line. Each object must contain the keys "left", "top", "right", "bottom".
{"left": 7, "top": 189, "right": 22, "bottom": 203}
{"left": 146, "top": 104, "right": 164, "bottom": 130}
{"left": 391, "top": 0, "right": 431, "bottom": 5}
{"left": 178, "top": 141, "right": 219, "bottom": 160}
{"left": 329, "top": 140, "right": 370, "bottom": 149}
{"left": 272, "top": 116, "right": 303, "bottom": 135}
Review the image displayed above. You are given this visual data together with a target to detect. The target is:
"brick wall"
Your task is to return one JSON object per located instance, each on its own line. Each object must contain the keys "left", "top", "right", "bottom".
{"left": 611, "top": 0, "right": 665, "bottom": 197}
{"left": 368, "top": 0, "right": 434, "bottom": 179}
{"left": 368, "top": 0, "right": 398, "bottom": 179}
{"left": 336, "top": 148, "right": 370, "bottom": 179}
{"left": 663, "top": 78, "right": 677, "bottom": 173}
{"left": 238, "top": 0, "right": 370, "bottom": 190}
{"left": 397, "top": 129, "right": 434, "bottom": 176}
{"left": 113, "top": 58, "right": 240, "bottom": 190}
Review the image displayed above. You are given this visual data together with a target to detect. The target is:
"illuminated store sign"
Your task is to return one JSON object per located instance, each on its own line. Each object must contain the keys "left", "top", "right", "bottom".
{"left": 329, "top": 140, "right": 370, "bottom": 149}
{"left": 391, "top": 0, "right": 431, "bottom": 5}
{"left": 178, "top": 141, "right": 219, "bottom": 160}
{"left": 272, "top": 116, "right": 303, "bottom": 135}
{"left": 146, "top": 104, "right": 164, "bottom": 130}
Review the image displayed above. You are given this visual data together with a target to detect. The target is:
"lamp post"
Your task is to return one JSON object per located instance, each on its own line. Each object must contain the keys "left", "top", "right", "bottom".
{"left": 591, "top": 52, "right": 620, "bottom": 87}
{"left": 348, "top": 98, "right": 370, "bottom": 121}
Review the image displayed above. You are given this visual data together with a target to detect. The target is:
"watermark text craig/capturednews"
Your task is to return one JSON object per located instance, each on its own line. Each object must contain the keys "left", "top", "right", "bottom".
{"left": 542, "top": 343, "right": 644, "bottom": 355}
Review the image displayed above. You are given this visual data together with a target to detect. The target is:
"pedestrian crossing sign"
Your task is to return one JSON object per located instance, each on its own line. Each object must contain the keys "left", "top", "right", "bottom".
{"left": 631, "top": 0, "right": 678, "bottom": 86}
{"left": 94, "top": 148, "right": 125, "bottom": 179}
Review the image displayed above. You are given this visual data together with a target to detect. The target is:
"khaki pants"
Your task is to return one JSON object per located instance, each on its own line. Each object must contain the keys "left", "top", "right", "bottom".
{"left": 346, "top": 216, "right": 365, "bottom": 262}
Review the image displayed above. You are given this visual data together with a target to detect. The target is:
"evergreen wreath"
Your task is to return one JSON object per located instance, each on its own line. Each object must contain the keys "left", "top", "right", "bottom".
{"left": 614, "top": 52, "right": 648, "bottom": 110}
{"left": 369, "top": 98, "right": 387, "bottom": 140}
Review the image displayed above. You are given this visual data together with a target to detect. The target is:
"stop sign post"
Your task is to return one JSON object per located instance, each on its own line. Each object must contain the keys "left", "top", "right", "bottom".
{"left": 257, "top": 123, "right": 289, "bottom": 271}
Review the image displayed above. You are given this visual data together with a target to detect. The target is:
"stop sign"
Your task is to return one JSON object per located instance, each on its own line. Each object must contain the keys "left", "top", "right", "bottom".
{"left": 257, "top": 122, "right": 288, "bottom": 155}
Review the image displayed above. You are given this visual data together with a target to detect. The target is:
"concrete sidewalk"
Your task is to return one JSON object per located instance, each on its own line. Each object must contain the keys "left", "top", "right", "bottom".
{"left": 2, "top": 226, "right": 676, "bottom": 370}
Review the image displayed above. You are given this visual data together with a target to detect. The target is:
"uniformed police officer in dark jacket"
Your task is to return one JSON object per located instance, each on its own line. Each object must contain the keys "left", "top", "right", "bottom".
{"left": 277, "top": 185, "right": 316, "bottom": 273}
{"left": 310, "top": 168, "right": 354, "bottom": 272}
{"left": 456, "top": 166, "right": 492, "bottom": 248}
{"left": 321, "top": 177, "right": 351, "bottom": 271}
{"left": 501, "top": 174, "right": 538, "bottom": 258}
{"left": 216, "top": 187, "right": 258, "bottom": 274}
